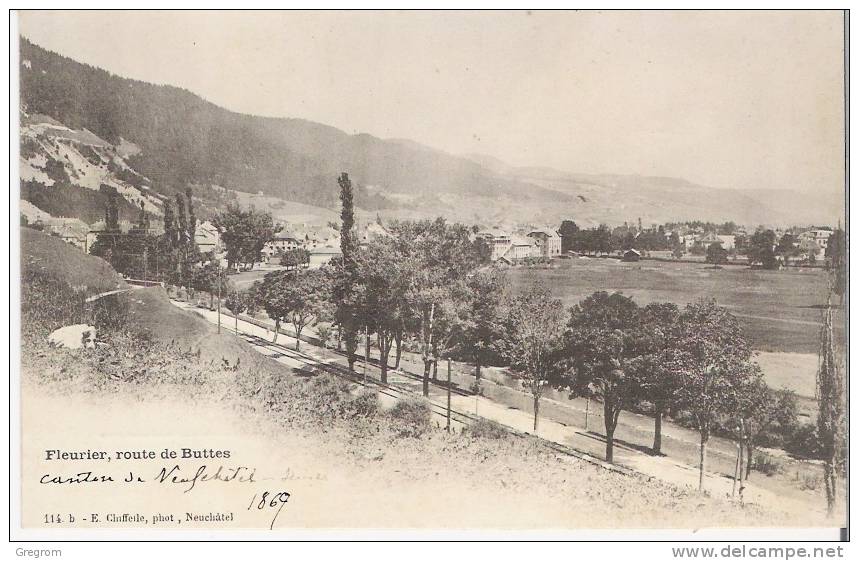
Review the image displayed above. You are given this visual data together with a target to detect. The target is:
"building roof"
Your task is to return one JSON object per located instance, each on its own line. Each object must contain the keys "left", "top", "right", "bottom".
{"left": 477, "top": 228, "right": 509, "bottom": 238}
{"left": 310, "top": 246, "right": 341, "bottom": 256}
{"left": 271, "top": 232, "right": 301, "bottom": 241}
{"left": 510, "top": 235, "right": 536, "bottom": 247}
{"left": 528, "top": 228, "right": 560, "bottom": 238}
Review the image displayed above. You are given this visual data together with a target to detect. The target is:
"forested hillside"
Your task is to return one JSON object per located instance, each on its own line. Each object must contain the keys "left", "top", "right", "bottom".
{"left": 19, "top": 37, "right": 840, "bottom": 227}
{"left": 20, "top": 37, "right": 556, "bottom": 212}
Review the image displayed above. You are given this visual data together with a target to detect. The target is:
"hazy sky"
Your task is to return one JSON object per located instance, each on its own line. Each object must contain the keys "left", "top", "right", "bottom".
{"left": 18, "top": 10, "right": 846, "bottom": 194}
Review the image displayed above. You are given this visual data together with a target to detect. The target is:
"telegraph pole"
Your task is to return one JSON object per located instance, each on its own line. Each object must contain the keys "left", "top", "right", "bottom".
{"left": 217, "top": 270, "right": 222, "bottom": 334}
{"left": 363, "top": 326, "right": 369, "bottom": 383}
{"left": 446, "top": 358, "right": 452, "bottom": 432}
{"left": 585, "top": 396, "right": 590, "bottom": 431}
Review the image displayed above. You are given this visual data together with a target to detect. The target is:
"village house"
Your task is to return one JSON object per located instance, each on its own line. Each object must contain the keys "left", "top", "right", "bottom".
{"left": 498, "top": 235, "right": 538, "bottom": 264}
{"left": 679, "top": 232, "right": 700, "bottom": 250}
{"left": 696, "top": 232, "right": 724, "bottom": 251}
{"left": 799, "top": 228, "right": 833, "bottom": 252}
{"left": 262, "top": 231, "right": 302, "bottom": 262}
{"left": 716, "top": 234, "right": 735, "bottom": 251}
{"left": 622, "top": 248, "right": 642, "bottom": 262}
{"left": 357, "top": 221, "right": 391, "bottom": 246}
{"left": 194, "top": 220, "right": 221, "bottom": 254}
{"left": 477, "top": 229, "right": 514, "bottom": 261}
{"left": 527, "top": 228, "right": 562, "bottom": 258}
{"left": 308, "top": 246, "right": 341, "bottom": 269}
{"left": 798, "top": 237, "right": 826, "bottom": 261}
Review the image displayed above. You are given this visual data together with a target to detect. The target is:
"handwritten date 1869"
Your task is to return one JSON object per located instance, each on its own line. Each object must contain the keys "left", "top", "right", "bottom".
{"left": 248, "top": 491, "right": 290, "bottom": 530}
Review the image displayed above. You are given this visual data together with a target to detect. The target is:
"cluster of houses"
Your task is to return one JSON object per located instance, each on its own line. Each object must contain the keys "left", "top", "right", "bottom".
{"left": 678, "top": 231, "right": 737, "bottom": 251}
{"left": 675, "top": 226, "right": 833, "bottom": 261}
{"left": 65, "top": 211, "right": 836, "bottom": 270}
{"left": 204, "top": 221, "right": 346, "bottom": 269}
{"left": 476, "top": 228, "right": 563, "bottom": 264}
{"left": 796, "top": 228, "right": 834, "bottom": 260}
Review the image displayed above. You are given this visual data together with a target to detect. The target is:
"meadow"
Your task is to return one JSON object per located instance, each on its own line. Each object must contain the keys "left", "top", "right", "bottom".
{"left": 509, "top": 257, "right": 838, "bottom": 354}
{"left": 508, "top": 257, "right": 844, "bottom": 402}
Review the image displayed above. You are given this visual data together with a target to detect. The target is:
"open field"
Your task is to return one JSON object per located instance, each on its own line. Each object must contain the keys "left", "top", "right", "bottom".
{"left": 509, "top": 258, "right": 842, "bottom": 355}
{"left": 508, "top": 258, "right": 845, "bottom": 405}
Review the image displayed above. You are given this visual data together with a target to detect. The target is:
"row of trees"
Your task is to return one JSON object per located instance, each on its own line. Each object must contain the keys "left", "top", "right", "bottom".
{"left": 558, "top": 217, "right": 845, "bottom": 272}
{"left": 504, "top": 286, "right": 793, "bottom": 490}
{"left": 90, "top": 184, "right": 293, "bottom": 294}
{"left": 228, "top": 176, "right": 791, "bottom": 493}
{"left": 162, "top": 174, "right": 839, "bottom": 507}
{"left": 90, "top": 185, "right": 202, "bottom": 284}
{"left": 558, "top": 220, "right": 673, "bottom": 254}
{"left": 244, "top": 218, "right": 797, "bottom": 491}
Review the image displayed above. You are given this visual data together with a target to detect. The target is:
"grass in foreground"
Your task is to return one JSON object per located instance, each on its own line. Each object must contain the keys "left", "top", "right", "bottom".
{"left": 22, "top": 324, "right": 829, "bottom": 529}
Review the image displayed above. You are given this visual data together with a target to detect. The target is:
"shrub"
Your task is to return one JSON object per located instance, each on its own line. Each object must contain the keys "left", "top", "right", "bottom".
{"left": 752, "top": 453, "right": 782, "bottom": 476}
{"left": 706, "top": 244, "right": 728, "bottom": 264}
{"left": 345, "top": 388, "right": 381, "bottom": 420}
{"left": 784, "top": 423, "right": 822, "bottom": 460}
{"left": 795, "top": 471, "right": 821, "bottom": 491}
{"left": 466, "top": 418, "right": 509, "bottom": 440}
{"left": 260, "top": 374, "right": 381, "bottom": 426}
{"left": 387, "top": 398, "right": 432, "bottom": 438}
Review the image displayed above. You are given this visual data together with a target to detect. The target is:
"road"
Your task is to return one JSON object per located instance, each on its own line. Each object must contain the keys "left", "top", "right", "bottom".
{"left": 170, "top": 298, "right": 824, "bottom": 518}
{"left": 84, "top": 285, "right": 145, "bottom": 302}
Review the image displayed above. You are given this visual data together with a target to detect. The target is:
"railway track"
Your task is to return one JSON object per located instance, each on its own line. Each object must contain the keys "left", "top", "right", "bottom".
{"left": 235, "top": 330, "right": 643, "bottom": 480}
{"left": 238, "top": 332, "right": 477, "bottom": 429}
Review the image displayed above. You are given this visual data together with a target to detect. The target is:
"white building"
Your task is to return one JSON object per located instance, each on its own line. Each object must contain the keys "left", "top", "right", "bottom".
{"left": 716, "top": 235, "right": 736, "bottom": 251}
{"left": 263, "top": 232, "right": 302, "bottom": 255}
{"left": 477, "top": 229, "right": 514, "bottom": 261}
{"left": 799, "top": 228, "right": 833, "bottom": 251}
{"left": 498, "top": 235, "right": 538, "bottom": 264}
{"left": 527, "top": 228, "right": 562, "bottom": 258}
{"left": 195, "top": 220, "right": 221, "bottom": 254}
{"left": 308, "top": 246, "right": 341, "bottom": 269}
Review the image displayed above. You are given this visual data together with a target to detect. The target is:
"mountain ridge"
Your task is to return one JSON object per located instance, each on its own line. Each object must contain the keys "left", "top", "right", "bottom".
{"left": 19, "top": 36, "right": 842, "bottom": 228}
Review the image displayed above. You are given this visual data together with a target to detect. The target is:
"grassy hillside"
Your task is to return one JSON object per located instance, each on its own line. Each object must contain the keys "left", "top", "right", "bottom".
{"left": 21, "top": 227, "right": 125, "bottom": 295}
{"left": 20, "top": 226, "right": 278, "bottom": 370}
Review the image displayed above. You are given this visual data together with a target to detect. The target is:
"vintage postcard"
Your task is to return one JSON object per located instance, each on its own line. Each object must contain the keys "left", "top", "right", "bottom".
{"left": 10, "top": 9, "right": 849, "bottom": 541}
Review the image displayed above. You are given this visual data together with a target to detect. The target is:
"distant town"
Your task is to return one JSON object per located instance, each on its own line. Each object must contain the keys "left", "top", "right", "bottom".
{"left": 24, "top": 208, "right": 841, "bottom": 274}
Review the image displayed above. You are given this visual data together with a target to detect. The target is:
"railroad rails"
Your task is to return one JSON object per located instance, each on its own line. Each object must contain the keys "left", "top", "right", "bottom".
{"left": 234, "top": 329, "right": 644, "bottom": 480}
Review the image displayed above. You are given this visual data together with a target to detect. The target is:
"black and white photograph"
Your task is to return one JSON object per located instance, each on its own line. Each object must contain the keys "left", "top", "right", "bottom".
{"left": 8, "top": 8, "right": 850, "bottom": 545}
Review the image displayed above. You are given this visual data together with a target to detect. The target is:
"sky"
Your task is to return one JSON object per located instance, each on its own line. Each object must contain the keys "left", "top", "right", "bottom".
{"left": 18, "top": 10, "right": 846, "bottom": 195}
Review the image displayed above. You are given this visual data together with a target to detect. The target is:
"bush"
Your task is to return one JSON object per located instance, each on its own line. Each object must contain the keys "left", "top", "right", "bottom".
{"left": 795, "top": 471, "right": 821, "bottom": 491}
{"left": 345, "top": 388, "right": 381, "bottom": 420}
{"left": 260, "top": 374, "right": 381, "bottom": 427}
{"left": 466, "top": 418, "right": 509, "bottom": 440}
{"left": 784, "top": 423, "right": 822, "bottom": 460}
{"left": 706, "top": 244, "right": 728, "bottom": 264}
{"left": 752, "top": 453, "right": 782, "bottom": 476}
{"left": 387, "top": 398, "right": 432, "bottom": 438}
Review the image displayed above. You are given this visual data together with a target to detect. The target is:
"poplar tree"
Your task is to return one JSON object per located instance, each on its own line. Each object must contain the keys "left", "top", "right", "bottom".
{"left": 817, "top": 289, "right": 844, "bottom": 516}
{"left": 335, "top": 172, "right": 360, "bottom": 371}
